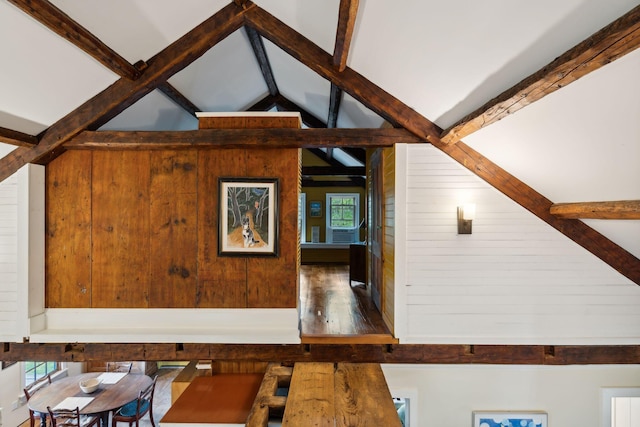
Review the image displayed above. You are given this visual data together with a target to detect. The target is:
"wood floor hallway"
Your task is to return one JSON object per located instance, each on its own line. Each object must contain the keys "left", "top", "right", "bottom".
{"left": 299, "top": 264, "right": 396, "bottom": 344}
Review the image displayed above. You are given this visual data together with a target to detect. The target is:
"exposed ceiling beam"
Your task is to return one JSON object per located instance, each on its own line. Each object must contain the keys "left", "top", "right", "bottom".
{"left": 245, "top": 7, "right": 441, "bottom": 143}
{"left": 340, "top": 147, "right": 366, "bottom": 164}
{"left": 273, "top": 95, "right": 327, "bottom": 129}
{"left": 65, "top": 128, "right": 422, "bottom": 150}
{"left": 7, "top": 0, "right": 141, "bottom": 80}
{"left": 441, "top": 4, "right": 640, "bottom": 144}
{"left": 333, "top": 0, "right": 360, "bottom": 72}
{"left": 327, "top": 83, "right": 343, "bottom": 128}
{"left": 246, "top": 94, "right": 279, "bottom": 112}
{"left": 245, "top": 4, "right": 640, "bottom": 285}
{"left": 0, "top": 2, "right": 251, "bottom": 182}
{"left": 245, "top": 26, "right": 279, "bottom": 96}
{"left": 303, "top": 177, "right": 365, "bottom": 188}
{"left": 0, "top": 127, "right": 38, "bottom": 147}
{"left": 2, "top": 342, "right": 638, "bottom": 365}
{"left": 157, "top": 82, "right": 201, "bottom": 117}
{"left": 550, "top": 200, "right": 640, "bottom": 219}
{"left": 302, "top": 166, "right": 366, "bottom": 176}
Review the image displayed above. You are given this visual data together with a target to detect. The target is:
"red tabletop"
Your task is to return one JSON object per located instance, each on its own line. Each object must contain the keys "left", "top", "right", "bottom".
{"left": 160, "top": 374, "right": 263, "bottom": 425}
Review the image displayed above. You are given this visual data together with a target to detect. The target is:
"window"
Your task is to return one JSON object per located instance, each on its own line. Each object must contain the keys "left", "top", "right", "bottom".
{"left": 24, "top": 361, "right": 58, "bottom": 387}
{"left": 326, "top": 193, "right": 360, "bottom": 243}
{"left": 327, "top": 193, "right": 359, "bottom": 229}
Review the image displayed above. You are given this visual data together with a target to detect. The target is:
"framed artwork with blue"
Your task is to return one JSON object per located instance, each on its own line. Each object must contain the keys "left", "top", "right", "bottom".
{"left": 473, "top": 411, "right": 547, "bottom": 427}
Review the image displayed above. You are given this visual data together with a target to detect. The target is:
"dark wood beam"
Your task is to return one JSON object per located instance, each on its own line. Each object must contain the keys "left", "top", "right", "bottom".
{"left": 245, "top": 8, "right": 439, "bottom": 140}
{"left": 303, "top": 177, "right": 365, "bottom": 188}
{"left": 246, "top": 94, "right": 279, "bottom": 112}
{"left": 245, "top": 4, "right": 640, "bottom": 285}
{"left": 340, "top": 147, "right": 366, "bottom": 164}
{"left": 1, "top": 342, "right": 638, "bottom": 365}
{"left": 550, "top": 200, "right": 640, "bottom": 219}
{"left": 0, "top": 2, "right": 251, "bottom": 182}
{"left": 0, "top": 127, "right": 38, "bottom": 147}
{"left": 245, "top": 26, "right": 279, "bottom": 96}
{"left": 327, "top": 83, "right": 342, "bottom": 128}
{"left": 333, "top": 0, "right": 360, "bottom": 72}
{"left": 65, "top": 128, "right": 423, "bottom": 150}
{"left": 273, "top": 95, "right": 327, "bottom": 129}
{"left": 157, "top": 82, "right": 201, "bottom": 117}
{"left": 441, "top": 4, "right": 640, "bottom": 144}
{"left": 7, "top": 0, "right": 141, "bottom": 80}
{"left": 302, "top": 166, "right": 366, "bottom": 176}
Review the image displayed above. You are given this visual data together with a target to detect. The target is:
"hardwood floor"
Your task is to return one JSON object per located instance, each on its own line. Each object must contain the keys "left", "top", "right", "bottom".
{"left": 299, "top": 264, "right": 396, "bottom": 344}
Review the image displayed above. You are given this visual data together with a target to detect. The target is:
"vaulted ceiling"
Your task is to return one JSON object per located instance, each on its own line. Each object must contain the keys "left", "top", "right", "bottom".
{"left": 0, "top": 0, "right": 639, "bottom": 282}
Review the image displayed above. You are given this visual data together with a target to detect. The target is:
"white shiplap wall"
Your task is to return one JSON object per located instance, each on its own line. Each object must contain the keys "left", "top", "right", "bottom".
{"left": 396, "top": 144, "right": 640, "bottom": 345}
{"left": 0, "top": 144, "right": 18, "bottom": 340}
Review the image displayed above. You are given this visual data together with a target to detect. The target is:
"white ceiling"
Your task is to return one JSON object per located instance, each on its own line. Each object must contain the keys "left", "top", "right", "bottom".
{"left": 0, "top": 0, "right": 638, "bottom": 257}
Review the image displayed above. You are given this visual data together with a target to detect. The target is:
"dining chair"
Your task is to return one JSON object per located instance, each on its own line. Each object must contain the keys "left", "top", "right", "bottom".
{"left": 24, "top": 374, "right": 52, "bottom": 427}
{"left": 107, "top": 362, "right": 133, "bottom": 373}
{"left": 111, "top": 375, "right": 157, "bottom": 427}
{"left": 46, "top": 406, "right": 100, "bottom": 427}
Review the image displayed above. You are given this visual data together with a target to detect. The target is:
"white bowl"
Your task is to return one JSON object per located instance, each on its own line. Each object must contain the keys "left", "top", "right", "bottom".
{"left": 79, "top": 378, "right": 101, "bottom": 393}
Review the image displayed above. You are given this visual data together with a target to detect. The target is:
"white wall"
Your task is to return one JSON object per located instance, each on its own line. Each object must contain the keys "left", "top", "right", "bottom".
{"left": 382, "top": 364, "right": 640, "bottom": 427}
{"left": 395, "top": 144, "right": 640, "bottom": 345}
{"left": 0, "top": 143, "right": 18, "bottom": 342}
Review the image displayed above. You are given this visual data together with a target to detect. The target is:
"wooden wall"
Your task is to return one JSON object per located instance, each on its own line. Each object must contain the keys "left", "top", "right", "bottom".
{"left": 46, "top": 115, "right": 300, "bottom": 309}
{"left": 381, "top": 146, "right": 396, "bottom": 333}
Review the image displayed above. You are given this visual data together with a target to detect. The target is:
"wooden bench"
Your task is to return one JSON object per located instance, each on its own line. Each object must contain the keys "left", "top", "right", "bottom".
{"left": 246, "top": 362, "right": 402, "bottom": 427}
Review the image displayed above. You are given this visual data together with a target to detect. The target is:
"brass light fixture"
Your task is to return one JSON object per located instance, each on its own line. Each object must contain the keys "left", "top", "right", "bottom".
{"left": 457, "top": 203, "right": 475, "bottom": 234}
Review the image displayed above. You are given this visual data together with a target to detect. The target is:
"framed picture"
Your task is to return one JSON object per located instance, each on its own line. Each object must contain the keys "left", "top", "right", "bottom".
{"left": 309, "top": 200, "right": 322, "bottom": 218}
{"left": 218, "top": 177, "right": 279, "bottom": 257}
{"left": 473, "top": 411, "right": 547, "bottom": 427}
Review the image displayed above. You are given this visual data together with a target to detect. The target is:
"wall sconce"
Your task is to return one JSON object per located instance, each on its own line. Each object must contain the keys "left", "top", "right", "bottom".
{"left": 457, "top": 203, "right": 475, "bottom": 234}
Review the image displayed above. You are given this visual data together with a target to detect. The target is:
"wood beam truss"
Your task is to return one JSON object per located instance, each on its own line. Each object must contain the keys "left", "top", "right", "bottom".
{"left": 550, "top": 200, "right": 640, "bottom": 219}
{"left": 246, "top": 26, "right": 279, "bottom": 96}
{"left": 244, "top": 6, "right": 640, "bottom": 284}
{"left": 1, "top": 343, "right": 638, "bottom": 365}
{"left": 0, "top": 2, "right": 251, "bottom": 182}
{"left": 333, "top": 0, "right": 360, "bottom": 72}
{"left": 157, "top": 82, "right": 201, "bottom": 117}
{"left": 441, "top": 4, "right": 640, "bottom": 144}
{"left": 65, "top": 128, "right": 421, "bottom": 149}
{"left": 0, "top": 127, "right": 38, "bottom": 148}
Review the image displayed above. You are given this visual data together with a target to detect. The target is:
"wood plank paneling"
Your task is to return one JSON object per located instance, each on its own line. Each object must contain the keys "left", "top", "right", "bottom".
{"left": 382, "top": 146, "right": 395, "bottom": 333}
{"left": 149, "top": 151, "right": 198, "bottom": 307}
{"left": 46, "top": 151, "right": 92, "bottom": 307}
{"left": 196, "top": 149, "right": 246, "bottom": 308}
{"left": 246, "top": 148, "right": 299, "bottom": 308}
{"left": 91, "top": 151, "right": 150, "bottom": 308}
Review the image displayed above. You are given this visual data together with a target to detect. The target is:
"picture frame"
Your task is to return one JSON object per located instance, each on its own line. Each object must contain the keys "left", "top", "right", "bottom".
{"left": 218, "top": 177, "right": 279, "bottom": 257}
{"left": 309, "top": 200, "right": 323, "bottom": 218}
{"left": 473, "top": 411, "right": 547, "bottom": 427}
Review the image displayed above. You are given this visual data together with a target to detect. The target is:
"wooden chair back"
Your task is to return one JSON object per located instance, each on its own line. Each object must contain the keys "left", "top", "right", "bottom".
{"left": 112, "top": 375, "right": 158, "bottom": 427}
{"left": 46, "top": 406, "right": 99, "bottom": 427}
{"left": 24, "top": 375, "right": 52, "bottom": 427}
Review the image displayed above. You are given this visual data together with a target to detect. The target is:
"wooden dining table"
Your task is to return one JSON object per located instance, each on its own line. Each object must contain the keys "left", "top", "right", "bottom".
{"left": 28, "top": 372, "right": 153, "bottom": 426}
